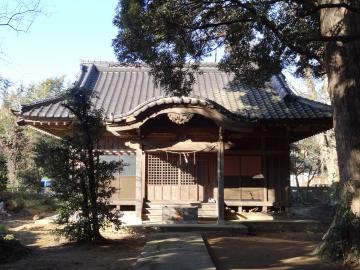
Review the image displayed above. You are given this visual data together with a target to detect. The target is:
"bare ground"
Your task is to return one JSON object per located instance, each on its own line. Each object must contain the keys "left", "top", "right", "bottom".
{"left": 1, "top": 213, "right": 145, "bottom": 270}
{"left": 206, "top": 231, "right": 354, "bottom": 270}
{"left": 2, "top": 212, "right": 359, "bottom": 270}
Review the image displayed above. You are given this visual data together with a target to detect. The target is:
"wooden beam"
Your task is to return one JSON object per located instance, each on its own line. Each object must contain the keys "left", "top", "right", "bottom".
{"left": 225, "top": 150, "right": 289, "bottom": 155}
{"left": 109, "top": 107, "right": 254, "bottom": 133}
{"left": 142, "top": 126, "right": 219, "bottom": 135}
{"left": 217, "top": 127, "right": 225, "bottom": 224}
{"left": 136, "top": 139, "right": 219, "bottom": 152}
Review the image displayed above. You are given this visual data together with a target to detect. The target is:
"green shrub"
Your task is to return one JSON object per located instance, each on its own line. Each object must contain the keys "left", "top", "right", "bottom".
{"left": 5, "top": 198, "right": 25, "bottom": 212}
{"left": 0, "top": 155, "right": 7, "bottom": 192}
{"left": 2, "top": 192, "right": 59, "bottom": 214}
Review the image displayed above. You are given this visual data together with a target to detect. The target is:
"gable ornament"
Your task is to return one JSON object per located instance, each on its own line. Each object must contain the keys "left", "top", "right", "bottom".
{"left": 167, "top": 112, "right": 194, "bottom": 124}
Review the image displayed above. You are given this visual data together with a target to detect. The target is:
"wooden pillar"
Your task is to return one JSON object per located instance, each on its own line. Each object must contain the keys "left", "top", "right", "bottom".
{"left": 261, "top": 136, "right": 268, "bottom": 203}
{"left": 135, "top": 148, "right": 143, "bottom": 223}
{"left": 217, "top": 127, "right": 225, "bottom": 224}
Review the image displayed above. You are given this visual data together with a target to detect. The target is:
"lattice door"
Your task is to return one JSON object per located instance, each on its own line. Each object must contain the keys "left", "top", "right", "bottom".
{"left": 147, "top": 153, "right": 178, "bottom": 185}
{"left": 146, "top": 152, "right": 202, "bottom": 201}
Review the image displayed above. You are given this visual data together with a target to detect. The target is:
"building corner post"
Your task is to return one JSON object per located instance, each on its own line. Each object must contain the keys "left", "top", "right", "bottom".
{"left": 217, "top": 127, "right": 225, "bottom": 224}
{"left": 135, "top": 147, "right": 143, "bottom": 224}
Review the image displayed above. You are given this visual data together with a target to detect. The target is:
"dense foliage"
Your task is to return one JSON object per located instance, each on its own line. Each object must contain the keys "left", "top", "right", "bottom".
{"left": 0, "top": 77, "right": 65, "bottom": 192}
{"left": 35, "top": 87, "right": 123, "bottom": 242}
{"left": 112, "top": 0, "right": 342, "bottom": 94}
{"left": 0, "top": 154, "right": 7, "bottom": 191}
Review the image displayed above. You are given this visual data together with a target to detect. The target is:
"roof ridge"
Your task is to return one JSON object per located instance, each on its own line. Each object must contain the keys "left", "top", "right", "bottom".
{"left": 80, "top": 61, "right": 220, "bottom": 69}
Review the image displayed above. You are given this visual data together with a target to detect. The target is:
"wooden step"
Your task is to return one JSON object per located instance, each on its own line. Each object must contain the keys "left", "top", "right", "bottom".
{"left": 144, "top": 208, "right": 163, "bottom": 215}
{"left": 198, "top": 211, "right": 217, "bottom": 218}
{"left": 145, "top": 203, "right": 193, "bottom": 208}
{"left": 198, "top": 203, "right": 217, "bottom": 210}
{"left": 198, "top": 209, "right": 217, "bottom": 214}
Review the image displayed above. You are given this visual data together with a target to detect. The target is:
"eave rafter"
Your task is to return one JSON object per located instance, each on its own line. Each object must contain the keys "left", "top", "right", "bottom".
{"left": 17, "top": 118, "right": 73, "bottom": 139}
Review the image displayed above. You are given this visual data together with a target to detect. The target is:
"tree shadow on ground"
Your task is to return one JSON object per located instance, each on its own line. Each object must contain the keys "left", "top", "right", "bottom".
{"left": 2, "top": 237, "right": 145, "bottom": 270}
{"left": 206, "top": 233, "right": 351, "bottom": 270}
{"left": 1, "top": 214, "right": 145, "bottom": 270}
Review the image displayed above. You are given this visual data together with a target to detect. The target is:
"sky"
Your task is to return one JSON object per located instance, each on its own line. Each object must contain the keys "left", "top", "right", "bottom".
{"left": 0, "top": 0, "right": 317, "bottom": 97}
{"left": 0, "top": 0, "right": 120, "bottom": 87}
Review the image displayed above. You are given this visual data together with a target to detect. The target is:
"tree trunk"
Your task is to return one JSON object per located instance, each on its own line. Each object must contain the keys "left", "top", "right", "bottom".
{"left": 320, "top": 0, "right": 360, "bottom": 214}
{"left": 79, "top": 173, "right": 91, "bottom": 239}
{"left": 87, "top": 145, "right": 102, "bottom": 241}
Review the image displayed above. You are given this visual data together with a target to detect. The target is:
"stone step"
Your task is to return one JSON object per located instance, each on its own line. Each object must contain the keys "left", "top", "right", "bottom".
{"left": 143, "top": 203, "right": 218, "bottom": 218}
{"left": 143, "top": 202, "right": 220, "bottom": 222}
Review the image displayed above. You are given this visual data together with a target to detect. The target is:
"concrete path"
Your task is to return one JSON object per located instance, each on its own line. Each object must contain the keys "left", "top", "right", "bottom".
{"left": 133, "top": 233, "right": 216, "bottom": 270}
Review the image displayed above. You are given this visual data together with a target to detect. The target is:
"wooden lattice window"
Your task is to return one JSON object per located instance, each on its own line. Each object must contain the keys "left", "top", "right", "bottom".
{"left": 147, "top": 152, "right": 198, "bottom": 185}
{"left": 147, "top": 153, "right": 178, "bottom": 185}
{"left": 162, "top": 154, "right": 178, "bottom": 185}
{"left": 180, "top": 161, "right": 197, "bottom": 185}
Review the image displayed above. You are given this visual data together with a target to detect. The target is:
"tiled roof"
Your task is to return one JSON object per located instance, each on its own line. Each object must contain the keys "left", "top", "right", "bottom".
{"left": 17, "top": 62, "right": 332, "bottom": 122}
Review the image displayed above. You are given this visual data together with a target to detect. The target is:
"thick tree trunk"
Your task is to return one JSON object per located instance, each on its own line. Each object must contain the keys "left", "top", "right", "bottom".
{"left": 320, "top": 0, "right": 360, "bottom": 214}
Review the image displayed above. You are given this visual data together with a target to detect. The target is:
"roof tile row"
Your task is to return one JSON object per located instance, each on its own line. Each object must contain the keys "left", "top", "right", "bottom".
{"left": 18, "top": 62, "right": 332, "bottom": 122}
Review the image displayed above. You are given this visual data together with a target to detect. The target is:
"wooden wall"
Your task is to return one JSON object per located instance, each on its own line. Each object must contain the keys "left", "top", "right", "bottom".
{"left": 223, "top": 135, "right": 290, "bottom": 208}
{"left": 102, "top": 114, "right": 292, "bottom": 209}
{"left": 224, "top": 155, "right": 264, "bottom": 201}
{"left": 265, "top": 153, "right": 290, "bottom": 206}
{"left": 111, "top": 176, "right": 136, "bottom": 203}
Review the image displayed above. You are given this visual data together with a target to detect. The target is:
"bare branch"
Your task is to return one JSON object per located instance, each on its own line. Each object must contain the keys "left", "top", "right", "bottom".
{"left": 0, "top": 0, "right": 41, "bottom": 33}
{"left": 305, "top": 33, "right": 360, "bottom": 43}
